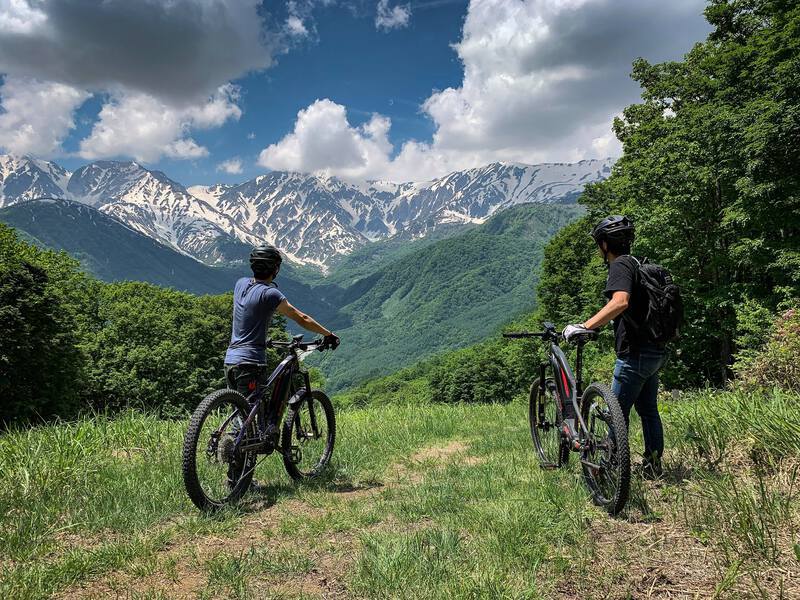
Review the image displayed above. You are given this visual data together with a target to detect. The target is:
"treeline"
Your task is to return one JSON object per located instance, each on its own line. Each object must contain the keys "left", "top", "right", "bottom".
{"left": 0, "top": 224, "right": 285, "bottom": 426}
{"left": 338, "top": 0, "right": 800, "bottom": 406}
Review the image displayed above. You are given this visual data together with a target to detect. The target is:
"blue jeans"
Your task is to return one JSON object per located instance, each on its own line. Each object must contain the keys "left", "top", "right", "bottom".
{"left": 612, "top": 346, "right": 666, "bottom": 458}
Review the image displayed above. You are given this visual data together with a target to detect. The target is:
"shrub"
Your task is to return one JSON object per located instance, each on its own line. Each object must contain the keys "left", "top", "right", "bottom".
{"left": 737, "top": 309, "right": 800, "bottom": 393}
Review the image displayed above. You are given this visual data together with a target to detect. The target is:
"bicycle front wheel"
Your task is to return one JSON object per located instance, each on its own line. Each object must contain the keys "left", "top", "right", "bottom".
{"left": 282, "top": 390, "right": 336, "bottom": 481}
{"left": 182, "top": 389, "right": 257, "bottom": 511}
{"left": 529, "top": 377, "right": 569, "bottom": 469}
{"left": 579, "top": 383, "right": 630, "bottom": 515}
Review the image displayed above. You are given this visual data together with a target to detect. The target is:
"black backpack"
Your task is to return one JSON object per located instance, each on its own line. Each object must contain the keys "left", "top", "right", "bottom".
{"left": 627, "top": 257, "right": 684, "bottom": 344}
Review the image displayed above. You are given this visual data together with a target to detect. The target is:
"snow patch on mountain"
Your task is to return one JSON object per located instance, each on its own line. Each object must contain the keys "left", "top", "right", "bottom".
{"left": 0, "top": 154, "right": 614, "bottom": 268}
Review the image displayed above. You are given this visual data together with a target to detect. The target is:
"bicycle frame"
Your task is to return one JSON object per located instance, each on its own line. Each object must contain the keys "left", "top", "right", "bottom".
{"left": 543, "top": 339, "right": 591, "bottom": 437}
{"left": 505, "top": 323, "right": 594, "bottom": 439}
{"left": 226, "top": 345, "right": 314, "bottom": 453}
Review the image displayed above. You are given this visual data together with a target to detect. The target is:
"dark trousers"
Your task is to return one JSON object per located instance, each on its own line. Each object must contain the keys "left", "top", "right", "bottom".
{"left": 611, "top": 346, "right": 667, "bottom": 458}
{"left": 224, "top": 363, "right": 267, "bottom": 399}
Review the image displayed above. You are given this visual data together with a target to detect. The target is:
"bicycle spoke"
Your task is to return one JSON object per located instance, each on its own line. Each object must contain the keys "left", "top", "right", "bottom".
{"left": 194, "top": 406, "right": 253, "bottom": 505}
{"left": 283, "top": 392, "right": 333, "bottom": 478}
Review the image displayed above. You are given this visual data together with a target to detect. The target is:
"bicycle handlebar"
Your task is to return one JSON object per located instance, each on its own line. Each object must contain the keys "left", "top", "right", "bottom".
{"left": 503, "top": 325, "right": 598, "bottom": 344}
{"left": 502, "top": 332, "right": 548, "bottom": 339}
{"left": 267, "top": 337, "right": 326, "bottom": 352}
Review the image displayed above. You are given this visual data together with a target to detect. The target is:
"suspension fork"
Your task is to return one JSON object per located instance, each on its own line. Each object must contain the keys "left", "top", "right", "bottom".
{"left": 538, "top": 362, "right": 548, "bottom": 424}
{"left": 297, "top": 369, "right": 320, "bottom": 438}
{"left": 572, "top": 342, "right": 591, "bottom": 437}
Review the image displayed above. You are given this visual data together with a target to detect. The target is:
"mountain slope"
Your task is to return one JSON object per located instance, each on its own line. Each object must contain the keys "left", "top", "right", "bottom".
{"left": 0, "top": 155, "right": 69, "bottom": 207}
{"left": 2, "top": 197, "right": 583, "bottom": 390}
{"left": 0, "top": 198, "right": 341, "bottom": 320}
{"left": 310, "top": 203, "right": 584, "bottom": 390}
{"left": 67, "top": 161, "right": 253, "bottom": 264}
{"left": 0, "top": 154, "right": 613, "bottom": 268}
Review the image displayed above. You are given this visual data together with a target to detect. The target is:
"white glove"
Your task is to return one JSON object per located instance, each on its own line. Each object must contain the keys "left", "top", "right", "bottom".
{"left": 562, "top": 324, "right": 593, "bottom": 341}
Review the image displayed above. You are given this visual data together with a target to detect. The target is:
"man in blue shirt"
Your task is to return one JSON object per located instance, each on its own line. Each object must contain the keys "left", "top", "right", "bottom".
{"left": 224, "top": 243, "right": 339, "bottom": 400}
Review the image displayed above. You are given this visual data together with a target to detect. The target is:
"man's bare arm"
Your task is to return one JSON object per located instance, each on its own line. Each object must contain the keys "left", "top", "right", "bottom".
{"left": 276, "top": 300, "right": 332, "bottom": 336}
{"left": 583, "top": 291, "right": 630, "bottom": 330}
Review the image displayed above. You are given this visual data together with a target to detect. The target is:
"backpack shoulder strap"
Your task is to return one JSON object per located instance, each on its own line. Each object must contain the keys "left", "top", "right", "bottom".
{"left": 627, "top": 255, "right": 643, "bottom": 268}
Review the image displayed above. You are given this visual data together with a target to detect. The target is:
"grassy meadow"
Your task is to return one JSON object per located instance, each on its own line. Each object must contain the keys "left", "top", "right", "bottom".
{"left": 1, "top": 389, "right": 799, "bottom": 599}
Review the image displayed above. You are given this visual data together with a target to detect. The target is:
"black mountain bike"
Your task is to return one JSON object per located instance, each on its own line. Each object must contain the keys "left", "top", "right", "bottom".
{"left": 503, "top": 322, "right": 630, "bottom": 515}
{"left": 182, "top": 335, "right": 336, "bottom": 511}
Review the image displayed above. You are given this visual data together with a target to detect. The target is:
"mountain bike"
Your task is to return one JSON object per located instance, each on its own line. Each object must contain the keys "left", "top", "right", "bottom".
{"left": 182, "top": 335, "right": 335, "bottom": 511}
{"left": 503, "top": 322, "right": 630, "bottom": 515}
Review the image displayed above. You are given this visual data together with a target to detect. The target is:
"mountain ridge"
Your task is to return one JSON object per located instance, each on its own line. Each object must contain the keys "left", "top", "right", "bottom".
{"left": 0, "top": 154, "right": 613, "bottom": 269}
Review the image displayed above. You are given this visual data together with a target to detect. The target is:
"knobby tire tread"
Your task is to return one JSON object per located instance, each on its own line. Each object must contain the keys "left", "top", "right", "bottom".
{"left": 581, "top": 382, "right": 630, "bottom": 515}
{"left": 529, "top": 378, "right": 569, "bottom": 469}
{"left": 182, "top": 389, "right": 254, "bottom": 512}
{"left": 281, "top": 389, "right": 336, "bottom": 481}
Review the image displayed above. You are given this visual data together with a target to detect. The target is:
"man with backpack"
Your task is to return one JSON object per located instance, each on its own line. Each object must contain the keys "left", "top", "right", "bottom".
{"left": 562, "top": 216, "right": 681, "bottom": 478}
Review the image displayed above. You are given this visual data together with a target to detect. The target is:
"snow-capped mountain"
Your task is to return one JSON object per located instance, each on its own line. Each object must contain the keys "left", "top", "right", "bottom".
{"left": 66, "top": 161, "right": 253, "bottom": 264}
{"left": 0, "top": 155, "right": 70, "bottom": 208}
{"left": 0, "top": 154, "right": 614, "bottom": 268}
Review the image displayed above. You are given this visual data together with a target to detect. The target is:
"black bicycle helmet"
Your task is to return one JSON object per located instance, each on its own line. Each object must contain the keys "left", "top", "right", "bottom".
{"left": 590, "top": 215, "right": 635, "bottom": 244}
{"left": 249, "top": 243, "right": 282, "bottom": 275}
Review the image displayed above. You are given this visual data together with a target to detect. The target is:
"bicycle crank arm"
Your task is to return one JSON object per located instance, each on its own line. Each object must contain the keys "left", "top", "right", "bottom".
{"left": 580, "top": 459, "right": 602, "bottom": 470}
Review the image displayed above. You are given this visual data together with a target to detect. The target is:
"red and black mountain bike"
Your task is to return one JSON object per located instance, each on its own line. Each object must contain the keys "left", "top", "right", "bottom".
{"left": 504, "top": 322, "right": 630, "bottom": 515}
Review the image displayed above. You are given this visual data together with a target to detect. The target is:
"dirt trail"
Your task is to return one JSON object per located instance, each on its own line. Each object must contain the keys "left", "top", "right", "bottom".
{"left": 58, "top": 439, "right": 477, "bottom": 600}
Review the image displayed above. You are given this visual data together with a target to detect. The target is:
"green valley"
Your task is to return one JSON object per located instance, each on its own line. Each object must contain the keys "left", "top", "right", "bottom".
{"left": 309, "top": 203, "right": 583, "bottom": 390}
{"left": 1, "top": 198, "right": 583, "bottom": 392}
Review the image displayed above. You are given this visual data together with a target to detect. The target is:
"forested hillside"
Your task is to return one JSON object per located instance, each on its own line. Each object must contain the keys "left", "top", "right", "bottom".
{"left": 0, "top": 223, "right": 288, "bottom": 425}
{"left": 0, "top": 198, "right": 341, "bottom": 320}
{"left": 2, "top": 198, "right": 582, "bottom": 394}
{"left": 312, "top": 203, "right": 583, "bottom": 390}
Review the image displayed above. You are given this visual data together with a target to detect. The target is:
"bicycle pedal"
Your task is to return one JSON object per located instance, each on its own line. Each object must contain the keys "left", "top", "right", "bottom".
{"left": 287, "top": 445, "right": 302, "bottom": 464}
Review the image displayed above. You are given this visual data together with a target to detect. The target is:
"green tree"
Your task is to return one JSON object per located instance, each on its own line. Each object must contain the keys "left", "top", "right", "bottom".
{"left": 0, "top": 225, "right": 87, "bottom": 424}
{"left": 577, "top": 0, "right": 800, "bottom": 386}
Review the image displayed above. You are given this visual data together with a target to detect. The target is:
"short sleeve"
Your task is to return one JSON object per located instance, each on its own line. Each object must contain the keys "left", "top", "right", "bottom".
{"left": 261, "top": 286, "right": 286, "bottom": 311}
{"left": 604, "top": 257, "right": 636, "bottom": 299}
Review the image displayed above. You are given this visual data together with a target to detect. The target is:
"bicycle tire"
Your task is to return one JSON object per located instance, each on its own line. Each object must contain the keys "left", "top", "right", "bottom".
{"left": 282, "top": 389, "right": 336, "bottom": 481}
{"left": 579, "top": 383, "right": 630, "bottom": 515}
{"left": 182, "top": 389, "right": 257, "bottom": 511}
{"left": 529, "top": 377, "right": 569, "bottom": 469}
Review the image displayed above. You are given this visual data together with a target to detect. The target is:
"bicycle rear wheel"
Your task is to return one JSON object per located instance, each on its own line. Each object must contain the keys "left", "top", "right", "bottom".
{"left": 182, "top": 389, "right": 257, "bottom": 511}
{"left": 282, "top": 390, "right": 336, "bottom": 481}
{"left": 529, "top": 377, "right": 569, "bottom": 469}
{"left": 579, "top": 383, "right": 630, "bottom": 515}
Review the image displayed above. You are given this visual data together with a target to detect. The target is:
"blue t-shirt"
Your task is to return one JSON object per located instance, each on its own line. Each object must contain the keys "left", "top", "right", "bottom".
{"left": 225, "top": 277, "right": 286, "bottom": 365}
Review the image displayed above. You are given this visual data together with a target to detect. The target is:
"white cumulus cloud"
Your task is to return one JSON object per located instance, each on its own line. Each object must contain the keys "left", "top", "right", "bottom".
{"left": 217, "top": 157, "right": 243, "bottom": 174}
{"left": 286, "top": 15, "right": 309, "bottom": 37}
{"left": 375, "top": 0, "right": 411, "bottom": 31}
{"left": 0, "top": 0, "right": 273, "bottom": 104}
{"left": 260, "top": 0, "right": 709, "bottom": 181}
{"left": 258, "top": 99, "right": 393, "bottom": 180}
{"left": 0, "top": 0, "right": 276, "bottom": 160}
{"left": 0, "top": 76, "right": 88, "bottom": 156}
{"left": 78, "top": 86, "right": 242, "bottom": 162}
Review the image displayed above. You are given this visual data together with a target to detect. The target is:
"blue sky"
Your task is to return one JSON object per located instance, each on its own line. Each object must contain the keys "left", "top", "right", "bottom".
{"left": 0, "top": 1, "right": 711, "bottom": 186}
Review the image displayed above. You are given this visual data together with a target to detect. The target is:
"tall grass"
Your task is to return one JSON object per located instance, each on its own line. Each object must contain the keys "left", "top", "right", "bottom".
{"left": 1, "top": 389, "right": 798, "bottom": 598}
